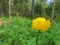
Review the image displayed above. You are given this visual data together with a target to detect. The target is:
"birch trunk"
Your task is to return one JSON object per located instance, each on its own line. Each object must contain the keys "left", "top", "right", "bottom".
{"left": 51, "top": 0, "right": 55, "bottom": 20}
{"left": 9, "top": 0, "right": 11, "bottom": 18}
{"left": 31, "top": 0, "right": 35, "bottom": 18}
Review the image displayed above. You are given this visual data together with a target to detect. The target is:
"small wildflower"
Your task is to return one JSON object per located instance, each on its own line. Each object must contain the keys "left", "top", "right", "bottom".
{"left": 17, "top": 13, "right": 19, "bottom": 16}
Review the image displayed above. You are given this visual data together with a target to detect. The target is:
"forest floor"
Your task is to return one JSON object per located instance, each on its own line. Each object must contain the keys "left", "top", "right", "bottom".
{"left": 0, "top": 16, "right": 60, "bottom": 45}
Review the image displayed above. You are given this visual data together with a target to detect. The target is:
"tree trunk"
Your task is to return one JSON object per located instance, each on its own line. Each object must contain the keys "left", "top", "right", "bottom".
{"left": 9, "top": 0, "right": 12, "bottom": 18}
{"left": 51, "top": 0, "right": 55, "bottom": 20}
{"left": 41, "top": 0, "right": 45, "bottom": 17}
{"left": 0, "top": 0, "right": 3, "bottom": 17}
{"left": 31, "top": 0, "right": 35, "bottom": 18}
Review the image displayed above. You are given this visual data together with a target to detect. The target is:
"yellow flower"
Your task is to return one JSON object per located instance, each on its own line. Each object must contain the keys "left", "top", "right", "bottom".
{"left": 17, "top": 13, "right": 19, "bottom": 16}
{"left": 32, "top": 17, "right": 50, "bottom": 32}
{"left": 0, "top": 18, "right": 2, "bottom": 22}
{"left": 0, "top": 18, "right": 3, "bottom": 26}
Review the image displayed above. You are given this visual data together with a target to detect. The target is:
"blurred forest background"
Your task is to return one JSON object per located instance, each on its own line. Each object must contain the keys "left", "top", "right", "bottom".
{"left": 0, "top": 0, "right": 60, "bottom": 45}
{"left": 0, "top": 0, "right": 60, "bottom": 20}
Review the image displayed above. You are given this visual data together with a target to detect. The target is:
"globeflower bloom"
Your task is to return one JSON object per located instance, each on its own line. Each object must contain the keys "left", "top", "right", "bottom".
{"left": 32, "top": 17, "right": 50, "bottom": 32}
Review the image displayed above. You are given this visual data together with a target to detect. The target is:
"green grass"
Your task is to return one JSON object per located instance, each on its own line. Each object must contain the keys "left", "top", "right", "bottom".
{"left": 0, "top": 16, "right": 60, "bottom": 45}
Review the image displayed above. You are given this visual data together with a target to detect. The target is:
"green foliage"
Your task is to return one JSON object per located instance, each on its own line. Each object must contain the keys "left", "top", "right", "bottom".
{"left": 0, "top": 16, "right": 60, "bottom": 45}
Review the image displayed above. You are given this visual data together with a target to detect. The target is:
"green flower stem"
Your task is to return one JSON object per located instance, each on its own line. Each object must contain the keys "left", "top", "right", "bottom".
{"left": 36, "top": 30, "right": 40, "bottom": 45}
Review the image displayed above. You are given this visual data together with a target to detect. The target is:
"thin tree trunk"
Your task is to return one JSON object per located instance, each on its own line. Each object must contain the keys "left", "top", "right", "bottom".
{"left": 0, "top": 0, "right": 3, "bottom": 17}
{"left": 31, "top": 0, "right": 35, "bottom": 18}
{"left": 51, "top": 0, "right": 55, "bottom": 20}
{"left": 41, "top": 0, "right": 45, "bottom": 17}
{"left": 9, "top": 0, "right": 12, "bottom": 18}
